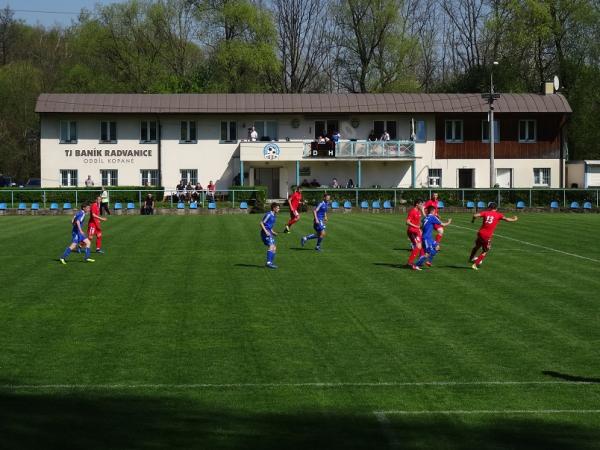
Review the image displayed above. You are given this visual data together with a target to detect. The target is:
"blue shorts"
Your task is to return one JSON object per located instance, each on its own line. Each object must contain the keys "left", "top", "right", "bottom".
{"left": 423, "top": 238, "right": 438, "bottom": 256}
{"left": 261, "top": 232, "right": 275, "bottom": 246}
{"left": 313, "top": 220, "right": 326, "bottom": 233}
{"left": 71, "top": 231, "right": 86, "bottom": 244}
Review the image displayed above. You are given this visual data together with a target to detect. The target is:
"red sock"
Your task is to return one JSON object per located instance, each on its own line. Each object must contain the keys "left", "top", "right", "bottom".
{"left": 408, "top": 247, "right": 420, "bottom": 264}
{"left": 475, "top": 252, "right": 487, "bottom": 265}
{"left": 435, "top": 234, "right": 443, "bottom": 243}
{"left": 96, "top": 231, "right": 102, "bottom": 249}
{"left": 287, "top": 214, "right": 300, "bottom": 227}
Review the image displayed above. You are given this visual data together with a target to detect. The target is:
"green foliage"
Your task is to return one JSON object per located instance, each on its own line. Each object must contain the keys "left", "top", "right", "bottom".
{"left": 229, "top": 185, "right": 267, "bottom": 212}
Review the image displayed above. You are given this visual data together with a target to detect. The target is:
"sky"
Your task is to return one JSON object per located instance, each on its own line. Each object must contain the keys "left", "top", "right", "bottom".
{"left": 3, "top": 1, "right": 120, "bottom": 27}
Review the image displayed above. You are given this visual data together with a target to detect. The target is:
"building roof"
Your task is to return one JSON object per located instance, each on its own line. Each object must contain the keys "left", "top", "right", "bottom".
{"left": 35, "top": 93, "right": 572, "bottom": 114}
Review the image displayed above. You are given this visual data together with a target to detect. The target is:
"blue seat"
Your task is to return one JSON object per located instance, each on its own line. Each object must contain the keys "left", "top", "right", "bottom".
{"left": 583, "top": 202, "right": 592, "bottom": 210}
{"left": 437, "top": 201, "right": 445, "bottom": 209}
{"left": 371, "top": 201, "right": 381, "bottom": 213}
{"left": 331, "top": 201, "right": 339, "bottom": 210}
{"left": 127, "top": 202, "right": 135, "bottom": 210}
{"left": 18, "top": 203, "right": 27, "bottom": 211}
{"left": 383, "top": 200, "right": 392, "bottom": 211}
{"left": 466, "top": 201, "right": 475, "bottom": 209}
{"left": 239, "top": 201, "right": 248, "bottom": 210}
{"left": 570, "top": 201, "right": 580, "bottom": 209}
{"left": 208, "top": 202, "right": 217, "bottom": 210}
{"left": 0, "top": 202, "right": 7, "bottom": 211}
{"left": 477, "top": 201, "right": 486, "bottom": 209}
{"left": 189, "top": 201, "right": 198, "bottom": 209}
{"left": 114, "top": 202, "right": 122, "bottom": 210}
{"left": 63, "top": 202, "right": 72, "bottom": 210}
{"left": 516, "top": 201, "right": 525, "bottom": 209}
{"left": 177, "top": 202, "right": 185, "bottom": 209}
{"left": 550, "top": 201, "right": 559, "bottom": 210}
{"left": 50, "top": 203, "right": 58, "bottom": 210}
{"left": 31, "top": 203, "right": 39, "bottom": 210}
{"left": 343, "top": 200, "right": 352, "bottom": 209}
{"left": 360, "top": 201, "right": 369, "bottom": 211}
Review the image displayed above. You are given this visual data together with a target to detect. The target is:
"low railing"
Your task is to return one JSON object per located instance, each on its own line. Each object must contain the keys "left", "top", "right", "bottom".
{"left": 302, "top": 140, "right": 416, "bottom": 158}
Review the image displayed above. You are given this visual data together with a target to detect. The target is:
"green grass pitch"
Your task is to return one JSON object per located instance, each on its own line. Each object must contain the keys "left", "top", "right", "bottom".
{"left": 1, "top": 212, "right": 599, "bottom": 449}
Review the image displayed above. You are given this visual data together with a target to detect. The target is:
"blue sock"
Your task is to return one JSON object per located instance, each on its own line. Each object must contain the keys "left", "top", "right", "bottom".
{"left": 85, "top": 247, "right": 90, "bottom": 259}
{"left": 62, "top": 247, "right": 72, "bottom": 259}
{"left": 316, "top": 237, "right": 323, "bottom": 247}
{"left": 415, "top": 255, "right": 427, "bottom": 266}
{"left": 267, "top": 250, "right": 274, "bottom": 264}
{"left": 306, "top": 233, "right": 317, "bottom": 240}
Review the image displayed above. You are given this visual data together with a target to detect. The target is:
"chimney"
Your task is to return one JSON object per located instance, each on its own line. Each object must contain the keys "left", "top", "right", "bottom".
{"left": 544, "top": 82, "right": 554, "bottom": 95}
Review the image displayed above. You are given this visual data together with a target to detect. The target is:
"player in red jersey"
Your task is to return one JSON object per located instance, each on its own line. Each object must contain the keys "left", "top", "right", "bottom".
{"left": 284, "top": 186, "right": 303, "bottom": 233}
{"left": 424, "top": 192, "right": 445, "bottom": 246}
{"left": 88, "top": 195, "right": 107, "bottom": 253}
{"left": 406, "top": 199, "right": 425, "bottom": 270}
{"left": 469, "top": 202, "right": 517, "bottom": 270}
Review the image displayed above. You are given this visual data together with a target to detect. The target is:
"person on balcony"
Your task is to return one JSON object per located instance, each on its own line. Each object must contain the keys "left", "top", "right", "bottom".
{"left": 381, "top": 130, "right": 390, "bottom": 141}
{"left": 249, "top": 126, "right": 258, "bottom": 142}
{"left": 346, "top": 179, "right": 354, "bottom": 188}
{"left": 331, "top": 178, "right": 339, "bottom": 188}
{"left": 368, "top": 130, "right": 377, "bottom": 141}
{"left": 332, "top": 130, "right": 341, "bottom": 144}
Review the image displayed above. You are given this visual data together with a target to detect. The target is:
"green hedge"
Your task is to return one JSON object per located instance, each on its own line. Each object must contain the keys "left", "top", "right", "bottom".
{"left": 0, "top": 187, "right": 164, "bottom": 206}
{"left": 228, "top": 186, "right": 267, "bottom": 213}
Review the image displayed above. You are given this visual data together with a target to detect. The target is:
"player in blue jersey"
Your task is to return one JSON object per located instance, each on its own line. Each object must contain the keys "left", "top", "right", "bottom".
{"left": 59, "top": 202, "right": 95, "bottom": 264}
{"left": 414, "top": 205, "right": 451, "bottom": 269}
{"left": 300, "top": 193, "right": 331, "bottom": 251}
{"left": 260, "top": 202, "right": 280, "bottom": 269}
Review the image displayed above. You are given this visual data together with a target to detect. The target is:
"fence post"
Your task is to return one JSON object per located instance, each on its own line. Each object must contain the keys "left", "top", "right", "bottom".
{"left": 461, "top": 189, "right": 464, "bottom": 207}
{"left": 355, "top": 189, "right": 358, "bottom": 206}
{"left": 394, "top": 189, "right": 397, "bottom": 207}
{"left": 75, "top": 190, "right": 78, "bottom": 207}
{"left": 170, "top": 191, "right": 173, "bottom": 208}
{"left": 597, "top": 189, "right": 599, "bottom": 208}
{"left": 563, "top": 189, "right": 566, "bottom": 208}
{"left": 43, "top": 190, "right": 46, "bottom": 209}
{"left": 529, "top": 189, "right": 532, "bottom": 208}
{"left": 138, "top": 190, "right": 142, "bottom": 208}
{"left": 11, "top": 190, "right": 14, "bottom": 208}
{"left": 232, "top": 190, "right": 235, "bottom": 208}
{"left": 497, "top": 189, "right": 501, "bottom": 207}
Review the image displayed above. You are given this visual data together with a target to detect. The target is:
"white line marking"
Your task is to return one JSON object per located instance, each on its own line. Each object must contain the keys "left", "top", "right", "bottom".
{"left": 374, "top": 412, "right": 400, "bottom": 449}
{"left": 450, "top": 223, "right": 600, "bottom": 263}
{"left": 1, "top": 380, "right": 598, "bottom": 390}
{"left": 376, "top": 409, "right": 600, "bottom": 415}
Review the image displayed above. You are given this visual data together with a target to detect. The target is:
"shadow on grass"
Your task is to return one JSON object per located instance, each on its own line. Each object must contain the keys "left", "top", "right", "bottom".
{"left": 1, "top": 390, "right": 599, "bottom": 450}
{"left": 373, "top": 262, "right": 405, "bottom": 269}
{"left": 289, "top": 247, "right": 313, "bottom": 251}
{"left": 233, "top": 263, "right": 266, "bottom": 269}
{"left": 392, "top": 248, "right": 412, "bottom": 252}
{"left": 444, "top": 265, "right": 472, "bottom": 270}
{"left": 542, "top": 370, "right": 600, "bottom": 383}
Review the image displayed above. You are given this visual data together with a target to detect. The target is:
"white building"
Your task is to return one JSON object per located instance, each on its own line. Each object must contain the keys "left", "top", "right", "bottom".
{"left": 36, "top": 92, "right": 571, "bottom": 196}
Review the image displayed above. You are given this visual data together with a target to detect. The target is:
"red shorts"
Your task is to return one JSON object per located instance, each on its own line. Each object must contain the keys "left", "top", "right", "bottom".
{"left": 407, "top": 230, "right": 422, "bottom": 246}
{"left": 88, "top": 224, "right": 101, "bottom": 237}
{"left": 476, "top": 233, "right": 492, "bottom": 252}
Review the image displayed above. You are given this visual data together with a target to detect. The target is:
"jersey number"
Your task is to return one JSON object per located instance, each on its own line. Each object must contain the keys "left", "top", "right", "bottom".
{"left": 485, "top": 216, "right": 495, "bottom": 224}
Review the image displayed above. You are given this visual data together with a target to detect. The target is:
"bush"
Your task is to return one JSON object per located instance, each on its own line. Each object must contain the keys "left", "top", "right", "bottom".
{"left": 229, "top": 186, "right": 267, "bottom": 213}
{"left": 0, "top": 186, "right": 164, "bottom": 206}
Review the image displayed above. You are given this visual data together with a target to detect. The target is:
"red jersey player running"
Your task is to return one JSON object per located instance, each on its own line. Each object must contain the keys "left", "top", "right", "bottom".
{"left": 469, "top": 202, "right": 517, "bottom": 270}
{"left": 88, "top": 195, "right": 108, "bottom": 253}
{"left": 284, "top": 186, "right": 303, "bottom": 233}
{"left": 406, "top": 199, "right": 425, "bottom": 270}
{"left": 424, "top": 192, "right": 445, "bottom": 246}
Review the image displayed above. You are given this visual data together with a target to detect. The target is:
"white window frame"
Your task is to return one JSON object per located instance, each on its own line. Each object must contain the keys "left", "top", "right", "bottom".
{"left": 253, "top": 120, "right": 278, "bottom": 141}
{"left": 220, "top": 121, "right": 237, "bottom": 143}
{"left": 519, "top": 120, "right": 537, "bottom": 143}
{"left": 60, "top": 169, "right": 78, "bottom": 187}
{"left": 445, "top": 120, "right": 463, "bottom": 143}
{"left": 140, "top": 120, "right": 158, "bottom": 143}
{"left": 180, "top": 169, "right": 198, "bottom": 185}
{"left": 428, "top": 168, "right": 442, "bottom": 187}
{"left": 481, "top": 120, "right": 500, "bottom": 143}
{"left": 180, "top": 121, "right": 197, "bottom": 143}
{"left": 533, "top": 168, "right": 551, "bottom": 186}
{"left": 140, "top": 169, "right": 159, "bottom": 186}
{"left": 374, "top": 120, "right": 397, "bottom": 140}
{"left": 59, "top": 120, "right": 77, "bottom": 144}
{"left": 101, "top": 169, "right": 118, "bottom": 186}
{"left": 100, "top": 121, "right": 117, "bottom": 143}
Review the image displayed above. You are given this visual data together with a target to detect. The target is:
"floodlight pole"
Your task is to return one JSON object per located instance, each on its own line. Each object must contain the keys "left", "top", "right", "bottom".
{"left": 484, "top": 62, "right": 500, "bottom": 188}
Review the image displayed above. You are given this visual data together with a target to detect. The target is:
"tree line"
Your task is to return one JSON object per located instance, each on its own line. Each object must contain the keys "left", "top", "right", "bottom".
{"left": 0, "top": 0, "right": 598, "bottom": 181}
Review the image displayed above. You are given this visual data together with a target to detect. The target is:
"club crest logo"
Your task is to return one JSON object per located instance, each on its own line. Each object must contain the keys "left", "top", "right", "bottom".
{"left": 263, "top": 143, "right": 280, "bottom": 160}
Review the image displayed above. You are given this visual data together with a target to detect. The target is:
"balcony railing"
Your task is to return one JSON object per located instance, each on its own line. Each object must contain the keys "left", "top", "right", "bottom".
{"left": 303, "top": 140, "right": 415, "bottom": 158}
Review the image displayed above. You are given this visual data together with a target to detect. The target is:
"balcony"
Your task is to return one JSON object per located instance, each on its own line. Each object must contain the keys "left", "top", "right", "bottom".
{"left": 303, "top": 140, "right": 415, "bottom": 159}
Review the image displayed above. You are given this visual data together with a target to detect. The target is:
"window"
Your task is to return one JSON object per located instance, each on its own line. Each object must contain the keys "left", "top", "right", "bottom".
{"left": 220, "top": 121, "right": 237, "bottom": 142}
{"left": 254, "top": 121, "right": 278, "bottom": 141}
{"left": 428, "top": 169, "right": 442, "bottom": 187}
{"left": 140, "top": 169, "right": 159, "bottom": 186}
{"left": 180, "top": 169, "right": 198, "bottom": 185}
{"left": 100, "top": 121, "right": 117, "bottom": 143}
{"left": 481, "top": 120, "right": 500, "bottom": 143}
{"left": 180, "top": 121, "right": 197, "bottom": 143}
{"left": 140, "top": 121, "right": 157, "bottom": 143}
{"left": 101, "top": 169, "right": 118, "bottom": 186}
{"left": 415, "top": 120, "right": 426, "bottom": 142}
{"left": 533, "top": 168, "right": 551, "bottom": 186}
{"left": 60, "top": 170, "right": 78, "bottom": 187}
{"left": 60, "top": 120, "right": 77, "bottom": 143}
{"left": 374, "top": 120, "right": 397, "bottom": 140}
{"left": 519, "top": 120, "right": 536, "bottom": 142}
{"left": 445, "top": 120, "right": 463, "bottom": 143}
{"left": 314, "top": 120, "right": 339, "bottom": 139}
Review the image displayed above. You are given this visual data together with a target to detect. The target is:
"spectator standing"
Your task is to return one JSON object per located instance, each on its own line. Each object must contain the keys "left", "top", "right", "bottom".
{"left": 332, "top": 130, "right": 341, "bottom": 143}
{"left": 368, "top": 130, "right": 377, "bottom": 141}
{"left": 331, "top": 178, "right": 339, "bottom": 188}
{"left": 85, "top": 175, "right": 95, "bottom": 187}
{"left": 100, "top": 186, "right": 111, "bottom": 216}
{"left": 346, "top": 179, "right": 355, "bottom": 188}
{"left": 142, "top": 193, "right": 155, "bottom": 215}
{"left": 250, "top": 126, "right": 258, "bottom": 141}
{"left": 381, "top": 130, "right": 390, "bottom": 141}
{"left": 207, "top": 180, "right": 216, "bottom": 203}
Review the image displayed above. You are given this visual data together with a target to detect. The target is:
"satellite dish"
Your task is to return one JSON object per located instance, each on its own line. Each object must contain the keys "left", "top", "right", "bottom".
{"left": 553, "top": 75, "right": 560, "bottom": 91}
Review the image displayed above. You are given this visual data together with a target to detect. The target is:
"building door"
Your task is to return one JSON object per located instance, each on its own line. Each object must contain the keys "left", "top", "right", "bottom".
{"left": 496, "top": 168, "right": 512, "bottom": 188}
{"left": 458, "top": 169, "right": 474, "bottom": 188}
{"left": 255, "top": 168, "right": 280, "bottom": 198}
